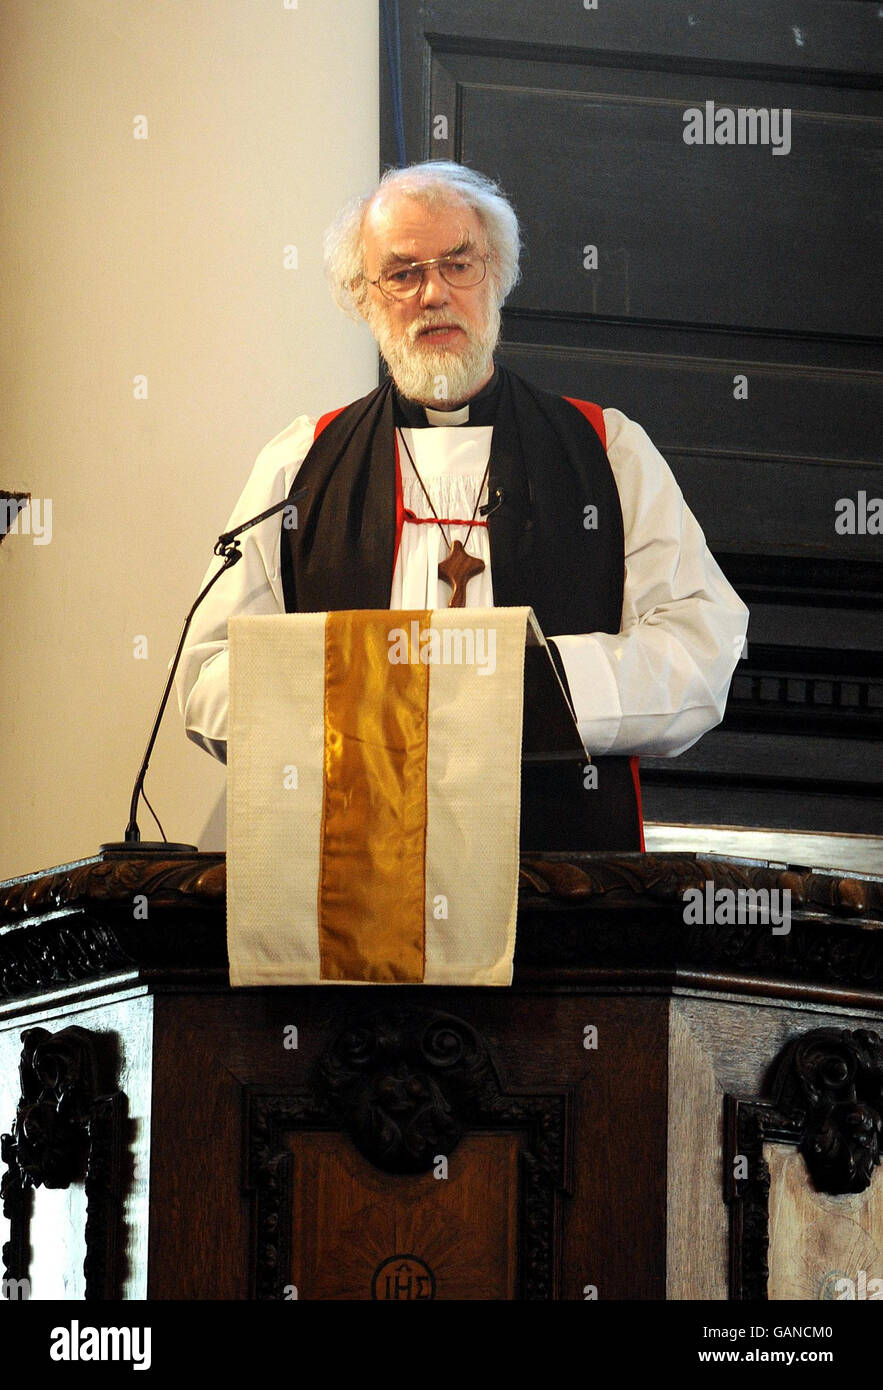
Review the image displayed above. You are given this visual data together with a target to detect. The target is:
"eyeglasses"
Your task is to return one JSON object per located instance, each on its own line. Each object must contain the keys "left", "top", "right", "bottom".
{"left": 368, "top": 253, "right": 488, "bottom": 301}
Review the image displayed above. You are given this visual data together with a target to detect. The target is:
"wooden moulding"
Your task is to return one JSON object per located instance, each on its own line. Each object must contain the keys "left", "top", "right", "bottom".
{"left": 0, "top": 850, "right": 880, "bottom": 1005}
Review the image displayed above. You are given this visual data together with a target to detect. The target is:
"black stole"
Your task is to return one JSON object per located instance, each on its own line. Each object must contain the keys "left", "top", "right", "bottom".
{"left": 280, "top": 364, "right": 641, "bottom": 851}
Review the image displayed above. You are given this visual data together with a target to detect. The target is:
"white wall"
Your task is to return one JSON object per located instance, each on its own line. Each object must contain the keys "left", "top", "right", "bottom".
{"left": 0, "top": 0, "right": 379, "bottom": 879}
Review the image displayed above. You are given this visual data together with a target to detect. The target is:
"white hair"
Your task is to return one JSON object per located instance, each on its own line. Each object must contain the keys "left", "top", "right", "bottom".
{"left": 323, "top": 160, "right": 522, "bottom": 321}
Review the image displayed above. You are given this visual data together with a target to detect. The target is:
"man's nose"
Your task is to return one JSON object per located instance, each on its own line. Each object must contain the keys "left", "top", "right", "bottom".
{"left": 418, "top": 266, "right": 450, "bottom": 307}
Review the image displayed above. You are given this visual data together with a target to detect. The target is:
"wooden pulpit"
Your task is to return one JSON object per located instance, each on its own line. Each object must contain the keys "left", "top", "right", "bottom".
{"left": 1, "top": 849, "right": 881, "bottom": 1300}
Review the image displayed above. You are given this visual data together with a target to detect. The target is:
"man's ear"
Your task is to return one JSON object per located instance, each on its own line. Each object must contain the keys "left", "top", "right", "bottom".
{"left": 351, "top": 280, "right": 371, "bottom": 322}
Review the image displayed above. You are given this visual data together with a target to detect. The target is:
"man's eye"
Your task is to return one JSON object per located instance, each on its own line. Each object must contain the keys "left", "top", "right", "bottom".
{"left": 388, "top": 269, "right": 419, "bottom": 285}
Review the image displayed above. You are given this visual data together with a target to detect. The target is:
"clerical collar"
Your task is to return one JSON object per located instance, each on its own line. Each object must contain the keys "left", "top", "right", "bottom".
{"left": 393, "top": 365, "right": 502, "bottom": 428}
{"left": 424, "top": 401, "right": 470, "bottom": 426}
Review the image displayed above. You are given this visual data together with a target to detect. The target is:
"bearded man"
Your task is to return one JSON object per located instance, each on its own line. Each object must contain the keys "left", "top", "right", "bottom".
{"left": 176, "top": 160, "right": 748, "bottom": 851}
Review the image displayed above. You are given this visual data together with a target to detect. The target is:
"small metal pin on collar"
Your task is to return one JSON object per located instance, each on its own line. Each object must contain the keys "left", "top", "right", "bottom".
{"left": 480, "top": 489, "right": 505, "bottom": 518}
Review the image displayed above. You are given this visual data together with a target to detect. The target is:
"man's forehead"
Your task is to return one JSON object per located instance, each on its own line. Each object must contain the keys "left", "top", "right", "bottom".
{"left": 363, "top": 190, "right": 481, "bottom": 259}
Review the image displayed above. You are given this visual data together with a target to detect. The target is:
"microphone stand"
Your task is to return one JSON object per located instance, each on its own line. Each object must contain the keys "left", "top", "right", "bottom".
{"left": 100, "top": 489, "right": 306, "bottom": 855}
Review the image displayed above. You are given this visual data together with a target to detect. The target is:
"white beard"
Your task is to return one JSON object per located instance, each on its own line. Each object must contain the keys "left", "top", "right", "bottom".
{"left": 366, "top": 299, "right": 501, "bottom": 407}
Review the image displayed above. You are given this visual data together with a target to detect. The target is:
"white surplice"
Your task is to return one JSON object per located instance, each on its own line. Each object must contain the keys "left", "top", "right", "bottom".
{"left": 175, "top": 398, "right": 749, "bottom": 764}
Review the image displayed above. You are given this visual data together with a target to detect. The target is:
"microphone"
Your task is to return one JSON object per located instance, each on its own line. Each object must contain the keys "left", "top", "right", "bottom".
{"left": 100, "top": 488, "right": 307, "bottom": 855}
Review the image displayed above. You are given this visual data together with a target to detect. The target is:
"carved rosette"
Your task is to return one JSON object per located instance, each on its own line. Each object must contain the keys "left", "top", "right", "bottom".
{"left": 317, "top": 1009, "right": 498, "bottom": 1174}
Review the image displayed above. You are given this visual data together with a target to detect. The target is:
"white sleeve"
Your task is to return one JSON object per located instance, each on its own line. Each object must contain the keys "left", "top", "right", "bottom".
{"left": 174, "top": 415, "right": 317, "bottom": 762}
{"left": 549, "top": 408, "right": 750, "bottom": 758}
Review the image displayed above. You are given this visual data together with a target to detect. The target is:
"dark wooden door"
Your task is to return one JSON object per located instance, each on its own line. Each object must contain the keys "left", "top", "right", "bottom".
{"left": 381, "top": 0, "right": 882, "bottom": 835}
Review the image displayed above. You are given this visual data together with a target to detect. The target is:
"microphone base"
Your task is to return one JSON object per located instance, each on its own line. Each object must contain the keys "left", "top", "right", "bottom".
{"left": 99, "top": 842, "right": 199, "bottom": 855}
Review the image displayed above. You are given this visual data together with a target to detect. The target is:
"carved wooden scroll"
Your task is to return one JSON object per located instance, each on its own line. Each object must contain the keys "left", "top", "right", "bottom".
{"left": 726, "top": 1027, "right": 883, "bottom": 1300}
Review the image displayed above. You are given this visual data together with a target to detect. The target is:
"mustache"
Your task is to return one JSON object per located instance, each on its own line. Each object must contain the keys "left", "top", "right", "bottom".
{"left": 408, "top": 316, "right": 469, "bottom": 342}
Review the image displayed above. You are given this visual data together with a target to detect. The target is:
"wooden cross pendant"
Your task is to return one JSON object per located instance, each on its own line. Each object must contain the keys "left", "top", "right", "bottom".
{"left": 437, "top": 540, "right": 486, "bottom": 608}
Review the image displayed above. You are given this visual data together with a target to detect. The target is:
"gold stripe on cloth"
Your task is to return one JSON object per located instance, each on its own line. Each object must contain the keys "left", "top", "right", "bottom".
{"left": 318, "top": 610, "right": 430, "bottom": 981}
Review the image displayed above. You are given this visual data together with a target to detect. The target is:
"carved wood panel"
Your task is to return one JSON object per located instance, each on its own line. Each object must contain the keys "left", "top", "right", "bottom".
{"left": 244, "top": 1006, "right": 569, "bottom": 1300}
{"left": 725, "top": 1027, "right": 883, "bottom": 1299}
{"left": 0, "top": 1025, "right": 127, "bottom": 1301}
{"left": 287, "top": 1131, "right": 521, "bottom": 1300}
